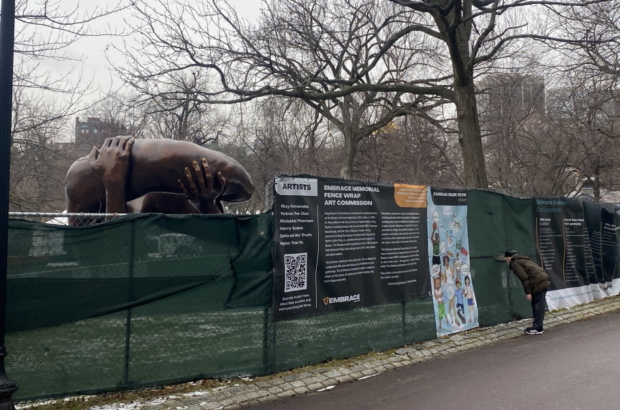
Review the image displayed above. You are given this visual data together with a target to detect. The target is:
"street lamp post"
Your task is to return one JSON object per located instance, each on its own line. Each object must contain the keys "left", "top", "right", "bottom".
{"left": 0, "top": 0, "right": 19, "bottom": 407}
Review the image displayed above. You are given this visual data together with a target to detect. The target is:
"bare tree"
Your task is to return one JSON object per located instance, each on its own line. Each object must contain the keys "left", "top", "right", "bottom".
{"left": 220, "top": 97, "right": 340, "bottom": 212}
{"left": 546, "top": 77, "right": 620, "bottom": 200}
{"left": 550, "top": 0, "right": 620, "bottom": 82}
{"left": 10, "top": 1, "right": 131, "bottom": 142}
{"left": 473, "top": 67, "right": 620, "bottom": 199}
{"left": 82, "top": 91, "right": 145, "bottom": 137}
{"left": 136, "top": 72, "right": 232, "bottom": 144}
{"left": 116, "top": 0, "right": 443, "bottom": 179}
{"left": 115, "top": 0, "right": 608, "bottom": 187}
{"left": 13, "top": 0, "right": 127, "bottom": 91}
{"left": 355, "top": 114, "right": 463, "bottom": 186}
{"left": 7, "top": 1, "right": 130, "bottom": 210}
{"left": 10, "top": 87, "right": 75, "bottom": 211}
{"left": 385, "top": 0, "right": 613, "bottom": 188}
{"left": 477, "top": 70, "right": 548, "bottom": 192}
{"left": 542, "top": 1, "right": 620, "bottom": 199}
{"left": 494, "top": 117, "right": 581, "bottom": 196}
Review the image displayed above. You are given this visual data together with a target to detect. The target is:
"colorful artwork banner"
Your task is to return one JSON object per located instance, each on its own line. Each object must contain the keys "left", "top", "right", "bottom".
{"left": 427, "top": 188, "right": 477, "bottom": 336}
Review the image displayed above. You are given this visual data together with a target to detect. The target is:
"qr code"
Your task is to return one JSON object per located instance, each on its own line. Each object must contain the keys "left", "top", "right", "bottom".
{"left": 284, "top": 253, "right": 308, "bottom": 292}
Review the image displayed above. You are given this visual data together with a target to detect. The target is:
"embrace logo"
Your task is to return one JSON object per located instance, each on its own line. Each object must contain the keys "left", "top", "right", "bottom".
{"left": 323, "top": 294, "right": 361, "bottom": 305}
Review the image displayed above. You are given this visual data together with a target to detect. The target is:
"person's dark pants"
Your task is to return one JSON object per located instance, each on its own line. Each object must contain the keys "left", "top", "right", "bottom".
{"left": 531, "top": 290, "right": 547, "bottom": 331}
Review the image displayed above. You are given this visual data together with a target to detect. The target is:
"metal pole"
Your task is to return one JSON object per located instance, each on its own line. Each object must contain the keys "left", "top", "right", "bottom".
{"left": 0, "top": 0, "right": 19, "bottom": 407}
{"left": 123, "top": 220, "right": 136, "bottom": 385}
{"left": 401, "top": 301, "right": 407, "bottom": 346}
{"left": 261, "top": 308, "right": 269, "bottom": 375}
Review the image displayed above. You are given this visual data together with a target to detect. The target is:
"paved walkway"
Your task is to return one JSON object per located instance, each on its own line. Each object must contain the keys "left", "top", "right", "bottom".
{"left": 18, "top": 296, "right": 620, "bottom": 410}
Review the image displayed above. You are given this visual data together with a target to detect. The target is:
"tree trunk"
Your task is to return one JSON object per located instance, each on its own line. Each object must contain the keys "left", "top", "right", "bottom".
{"left": 434, "top": 2, "right": 488, "bottom": 189}
{"left": 454, "top": 81, "right": 489, "bottom": 188}
{"left": 593, "top": 166, "right": 600, "bottom": 202}
{"left": 339, "top": 134, "right": 359, "bottom": 179}
{"left": 338, "top": 95, "right": 362, "bottom": 180}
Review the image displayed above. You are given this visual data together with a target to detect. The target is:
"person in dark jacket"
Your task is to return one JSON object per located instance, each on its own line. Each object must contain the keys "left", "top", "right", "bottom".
{"left": 504, "top": 250, "right": 551, "bottom": 335}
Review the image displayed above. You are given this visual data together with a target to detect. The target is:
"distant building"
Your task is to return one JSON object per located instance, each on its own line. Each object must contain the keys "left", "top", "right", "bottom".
{"left": 477, "top": 74, "right": 545, "bottom": 131}
{"left": 75, "top": 117, "right": 132, "bottom": 155}
{"left": 547, "top": 88, "right": 620, "bottom": 127}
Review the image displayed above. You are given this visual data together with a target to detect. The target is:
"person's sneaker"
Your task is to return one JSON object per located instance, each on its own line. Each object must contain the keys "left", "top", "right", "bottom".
{"left": 524, "top": 328, "right": 543, "bottom": 335}
{"left": 524, "top": 326, "right": 533, "bottom": 333}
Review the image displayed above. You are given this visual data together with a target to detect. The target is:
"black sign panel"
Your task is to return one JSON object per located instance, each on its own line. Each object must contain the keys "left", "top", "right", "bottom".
{"left": 273, "top": 177, "right": 429, "bottom": 321}
{"left": 584, "top": 200, "right": 605, "bottom": 285}
{"left": 601, "top": 205, "right": 619, "bottom": 283}
{"left": 533, "top": 197, "right": 590, "bottom": 290}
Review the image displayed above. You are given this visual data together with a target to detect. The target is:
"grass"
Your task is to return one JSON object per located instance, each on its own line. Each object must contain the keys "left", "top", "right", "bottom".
{"left": 17, "top": 349, "right": 399, "bottom": 410}
{"left": 8, "top": 309, "right": 266, "bottom": 401}
{"left": 9, "top": 299, "right": 438, "bottom": 405}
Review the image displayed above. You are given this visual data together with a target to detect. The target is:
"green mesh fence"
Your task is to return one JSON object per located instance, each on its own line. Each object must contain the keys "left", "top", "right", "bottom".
{"left": 467, "top": 190, "right": 535, "bottom": 326}
{"left": 272, "top": 298, "right": 436, "bottom": 374}
{"left": 5, "top": 190, "right": 568, "bottom": 401}
{"left": 7, "top": 213, "right": 272, "bottom": 401}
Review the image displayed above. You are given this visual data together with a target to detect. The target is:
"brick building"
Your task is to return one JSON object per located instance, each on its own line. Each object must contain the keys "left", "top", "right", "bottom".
{"left": 75, "top": 117, "right": 131, "bottom": 155}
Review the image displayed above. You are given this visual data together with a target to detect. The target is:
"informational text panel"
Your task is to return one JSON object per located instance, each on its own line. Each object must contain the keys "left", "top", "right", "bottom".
{"left": 273, "top": 177, "right": 429, "bottom": 321}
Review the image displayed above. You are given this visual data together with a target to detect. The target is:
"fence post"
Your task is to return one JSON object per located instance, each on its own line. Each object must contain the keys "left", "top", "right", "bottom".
{"left": 123, "top": 219, "right": 136, "bottom": 385}
{"left": 0, "top": 0, "right": 19, "bottom": 407}
{"left": 505, "top": 266, "right": 514, "bottom": 317}
{"left": 262, "top": 308, "right": 275, "bottom": 376}
{"left": 261, "top": 308, "right": 268, "bottom": 375}
{"left": 401, "top": 301, "right": 407, "bottom": 346}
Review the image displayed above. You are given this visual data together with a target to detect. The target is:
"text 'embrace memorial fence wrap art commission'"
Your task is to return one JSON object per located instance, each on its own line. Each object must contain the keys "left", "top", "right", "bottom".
{"left": 5, "top": 176, "right": 620, "bottom": 401}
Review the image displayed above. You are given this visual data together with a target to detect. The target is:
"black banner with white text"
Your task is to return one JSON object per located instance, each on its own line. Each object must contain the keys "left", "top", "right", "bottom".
{"left": 272, "top": 176, "right": 429, "bottom": 321}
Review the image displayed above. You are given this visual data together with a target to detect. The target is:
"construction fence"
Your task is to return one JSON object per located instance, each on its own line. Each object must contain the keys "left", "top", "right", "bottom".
{"left": 6, "top": 189, "right": 620, "bottom": 401}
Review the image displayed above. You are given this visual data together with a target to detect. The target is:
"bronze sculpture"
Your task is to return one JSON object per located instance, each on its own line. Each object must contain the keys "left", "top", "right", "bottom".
{"left": 65, "top": 136, "right": 253, "bottom": 222}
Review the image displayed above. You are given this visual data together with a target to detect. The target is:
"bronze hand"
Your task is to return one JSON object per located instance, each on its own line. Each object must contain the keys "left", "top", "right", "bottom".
{"left": 88, "top": 136, "right": 134, "bottom": 214}
{"left": 178, "top": 158, "right": 227, "bottom": 214}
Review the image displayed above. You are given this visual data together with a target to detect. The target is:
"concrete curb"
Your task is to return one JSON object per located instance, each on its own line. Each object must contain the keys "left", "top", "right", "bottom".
{"left": 18, "top": 296, "right": 620, "bottom": 410}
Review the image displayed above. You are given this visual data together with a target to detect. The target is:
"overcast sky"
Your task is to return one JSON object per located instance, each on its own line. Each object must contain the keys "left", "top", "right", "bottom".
{"left": 29, "top": 0, "right": 263, "bottom": 100}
